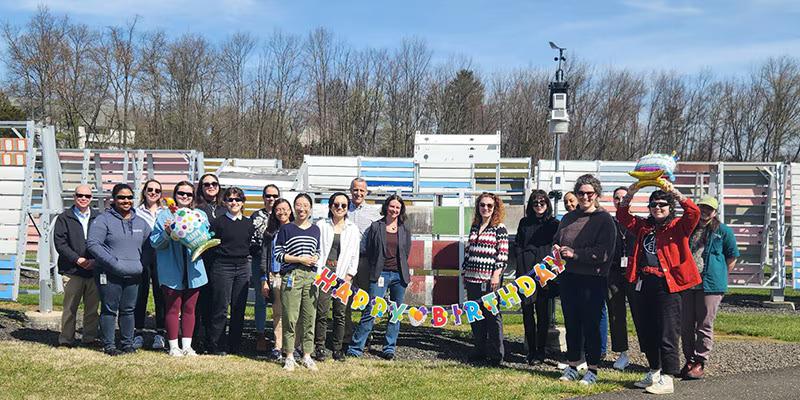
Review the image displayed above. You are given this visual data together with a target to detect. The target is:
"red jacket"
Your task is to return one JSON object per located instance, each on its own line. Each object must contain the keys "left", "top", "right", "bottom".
{"left": 617, "top": 197, "right": 701, "bottom": 293}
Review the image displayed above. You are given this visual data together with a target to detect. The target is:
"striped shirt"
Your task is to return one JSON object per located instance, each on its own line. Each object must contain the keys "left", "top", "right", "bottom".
{"left": 274, "top": 222, "right": 321, "bottom": 273}
{"left": 135, "top": 204, "right": 161, "bottom": 229}
{"left": 462, "top": 223, "right": 509, "bottom": 283}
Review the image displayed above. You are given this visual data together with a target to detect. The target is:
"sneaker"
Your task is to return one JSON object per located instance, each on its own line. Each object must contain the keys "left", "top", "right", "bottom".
{"left": 121, "top": 346, "right": 137, "bottom": 354}
{"left": 645, "top": 374, "right": 674, "bottom": 395}
{"left": 559, "top": 366, "right": 580, "bottom": 382}
{"left": 152, "top": 335, "right": 166, "bottom": 350}
{"left": 270, "top": 348, "right": 284, "bottom": 361}
{"left": 283, "top": 357, "right": 297, "bottom": 371}
{"left": 613, "top": 352, "right": 630, "bottom": 371}
{"left": 183, "top": 347, "right": 198, "bottom": 357}
{"left": 169, "top": 347, "right": 185, "bottom": 357}
{"left": 104, "top": 348, "right": 123, "bottom": 356}
{"left": 679, "top": 362, "right": 694, "bottom": 378}
{"left": 635, "top": 369, "right": 661, "bottom": 389}
{"left": 579, "top": 370, "right": 598, "bottom": 386}
{"left": 576, "top": 361, "right": 588, "bottom": 372}
{"left": 132, "top": 335, "right": 144, "bottom": 350}
{"left": 379, "top": 351, "right": 395, "bottom": 361}
{"left": 312, "top": 348, "right": 328, "bottom": 361}
{"left": 332, "top": 350, "right": 345, "bottom": 362}
{"left": 686, "top": 362, "right": 705, "bottom": 380}
{"left": 302, "top": 356, "right": 319, "bottom": 371}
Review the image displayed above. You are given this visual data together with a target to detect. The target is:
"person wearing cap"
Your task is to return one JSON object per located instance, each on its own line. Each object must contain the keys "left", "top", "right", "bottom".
{"left": 680, "top": 195, "right": 739, "bottom": 380}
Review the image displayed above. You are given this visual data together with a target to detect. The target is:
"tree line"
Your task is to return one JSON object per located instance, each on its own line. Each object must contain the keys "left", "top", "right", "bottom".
{"left": 2, "top": 7, "right": 800, "bottom": 167}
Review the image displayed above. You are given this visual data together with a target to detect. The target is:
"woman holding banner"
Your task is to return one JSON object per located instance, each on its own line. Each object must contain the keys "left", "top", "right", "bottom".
{"left": 515, "top": 189, "right": 559, "bottom": 365}
{"left": 554, "top": 174, "right": 617, "bottom": 385}
{"left": 463, "top": 192, "right": 509, "bottom": 367}
{"left": 617, "top": 183, "right": 700, "bottom": 395}
{"left": 348, "top": 194, "right": 412, "bottom": 361}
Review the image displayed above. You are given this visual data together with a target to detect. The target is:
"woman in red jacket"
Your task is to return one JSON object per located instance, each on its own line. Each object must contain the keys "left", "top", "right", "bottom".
{"left": 616, "top": 183, "right": 700, "bottom": 395}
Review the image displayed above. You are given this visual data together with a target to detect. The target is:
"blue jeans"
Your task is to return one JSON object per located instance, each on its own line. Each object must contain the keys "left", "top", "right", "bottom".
{"left": 97, "top": 273, "right": 140, "bottom": 351}
{"left": 348, "top": 271, "right": 407, "bottom": 356}
{"left": 251, "top": 255, "right": 267, "bottom": 333}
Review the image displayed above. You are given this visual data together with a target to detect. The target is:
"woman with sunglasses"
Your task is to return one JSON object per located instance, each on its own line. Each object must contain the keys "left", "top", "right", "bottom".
{"left": 462, "top": 192, "right": 508, "bottom": 366}
{"left": 617, "top": 183, "right": 700, "bottom": 395}
{"left": 150, "top": 181, "right": 209, "bottom": 357}
{"left": 193, "top": 173, "right": 222, "bottom": 352}
{"left": 274, "top": 193, "right": 321, "bottom": 371}
{"left": 515, "top": 189, "right": 559, "bottom": 365}
{"left": 313, "top": 192, "right": 360, "bottom": 362}
{"left": 87, "top": 183, "right": 152, "bottom": 356}
{"left": 554, "top": 174, "right": 616, "bottom": 385}
{"left": 259, "top": 198, "right": 294, "bottom": 360}
{"left": 207, "top": 186, "right": 255, "bottom": 356}
{"left": 250, "top": 184, "right": 281, "bottom": 352}
{"left": 133, "top": 179, "right": 167, "bottom": 351}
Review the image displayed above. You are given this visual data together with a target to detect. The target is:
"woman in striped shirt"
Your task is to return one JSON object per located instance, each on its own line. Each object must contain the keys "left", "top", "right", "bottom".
{"left": 274, "top": 193, "right": 321, "bottom": 371}
{"left": 463, "top": 192, "right": 509, "bottom": 366}
{"left": 134, "top": 179, "right": 166, "bottom": 350}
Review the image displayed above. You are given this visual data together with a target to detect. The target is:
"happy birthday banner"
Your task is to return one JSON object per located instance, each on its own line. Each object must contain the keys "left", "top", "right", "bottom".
{"left": 313, "top": 250, "right": 567, "bottom": 328}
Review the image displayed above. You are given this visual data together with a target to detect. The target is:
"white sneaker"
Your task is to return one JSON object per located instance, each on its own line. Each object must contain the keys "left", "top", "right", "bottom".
{"left": 645, "top": 374, "right": 674, "bottom": 395}
{"left": 613, "top": 352, "right": 630, "bottom": 371}
{"left": 635, "top": 369, "right": 661, "bottom": 389}
{"left": 152, "top": 334, "right": 165, "bottom": 350}
{"left": 302, "top": 355, "right": 319, "bottom": 371}
{"left": 183, "top": 347, "right": 198, "bottom": 357}
{"left": 283, "top": 357, "right": 297, "bottom": 371}
{"left": 132, "top": 335, "right": 144, "bottom": 349}
{"left": 559, "top": 366, "right": 580, "bottom": 382}
{"left": 579, "top": 370, "right": 597, "bottom": 386}
{"left": 168, "top": 347, "right": 184, "bottom": 357}
{"left": 576, "top": 361, "right": 588, "bottom": 372}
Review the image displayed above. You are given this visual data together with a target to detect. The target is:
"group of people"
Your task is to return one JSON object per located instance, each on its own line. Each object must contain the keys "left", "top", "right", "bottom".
{"left": 54, "top": 172, "right": 738, "bottom": 394}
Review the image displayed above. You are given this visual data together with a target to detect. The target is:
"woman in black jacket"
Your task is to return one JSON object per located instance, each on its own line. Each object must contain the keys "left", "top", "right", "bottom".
{"left": 515, "top": 189, "right": 560, "bottom": 365}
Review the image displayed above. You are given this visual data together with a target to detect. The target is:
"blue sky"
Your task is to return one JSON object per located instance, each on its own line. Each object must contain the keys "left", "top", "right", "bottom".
{"left": 2, "top": 0, "right": 799, "bottom": 76}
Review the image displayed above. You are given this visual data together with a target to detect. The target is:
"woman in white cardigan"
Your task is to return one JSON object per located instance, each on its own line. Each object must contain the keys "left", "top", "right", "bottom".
{"left": 312, "top": 192, "right": 361, "bottom": 362}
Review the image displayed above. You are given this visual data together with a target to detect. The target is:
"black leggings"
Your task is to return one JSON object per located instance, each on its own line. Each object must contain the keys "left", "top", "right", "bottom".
{"left": 559, "top": 272, "right": 606, "bottom": 366}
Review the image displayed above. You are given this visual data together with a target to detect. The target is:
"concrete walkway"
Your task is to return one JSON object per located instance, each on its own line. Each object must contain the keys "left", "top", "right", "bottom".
{"left": 576, "top": 367, "right": 800, "bottom": 400}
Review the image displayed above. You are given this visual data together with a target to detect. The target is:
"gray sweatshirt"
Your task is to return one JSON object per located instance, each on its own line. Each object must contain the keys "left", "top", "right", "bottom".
{"left": 87, "top": 207, "right": 152, "bottom": 278}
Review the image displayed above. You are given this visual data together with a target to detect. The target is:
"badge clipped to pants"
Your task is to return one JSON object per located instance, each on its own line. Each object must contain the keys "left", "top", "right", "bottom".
{"left": 635, "top": 278, "right": 643, "bottom": 292}
{"left": 377, "top": 276, "right": 385, "bottom": 288}
{"left": 620, "top": 256, "right": 628, "bottom": 268}
{"left": 99, "top": 273, "right": 107, "bottom": 285}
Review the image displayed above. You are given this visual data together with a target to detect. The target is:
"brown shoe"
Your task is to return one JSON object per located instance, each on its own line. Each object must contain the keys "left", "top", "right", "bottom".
{"left": 686, "top": 362, "right": 705, "bottom": 380}
{"left": 679, "top": 362, "right": 694, "bottom": 378}
{"left": 255, "top": 333, "right": 268, "bottom": 353}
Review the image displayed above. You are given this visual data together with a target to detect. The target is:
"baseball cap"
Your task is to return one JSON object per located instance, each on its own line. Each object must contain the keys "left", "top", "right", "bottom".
{"left": 697, "top": 195, "right": 718, "bottom": 210}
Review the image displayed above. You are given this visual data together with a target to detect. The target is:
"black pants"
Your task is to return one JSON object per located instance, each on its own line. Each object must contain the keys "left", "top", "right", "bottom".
{"left": 606, "top": 269, "right": 630, "bottom": 353}
{"left": 134, "top": 259, "right": 165, "bottom": 332}
{"left": 521, "top": 290, "right": 551, "bottom": 360}
{"left": 466, "top": 281, "right": 504, "bottom": 362}
{"left": 207, "top": 260, "right": 251, "bottom": 354}
{"left": 631, "top": 274, "right": 682, "bottom": 375}
{"left": 315, "top": 286, "right": 348, "bottom": 352}
{"left": 560, "top": 272, "right": 605, "bottom": 366}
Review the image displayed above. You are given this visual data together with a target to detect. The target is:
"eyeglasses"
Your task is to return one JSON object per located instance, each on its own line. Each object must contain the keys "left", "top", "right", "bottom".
{"left": 532, "top": 200, "right": 547, "bottom": 207}
{"left": 263, "top": 194, "right": 279, "bottom": 199}
{"left": 175, "top": 191, "right": 194, "bottom": 198}
{"left": 202, "top": 181, "right": 219, "bottom": 188}
{"left": 75, "top": 193, "right": 93, "bottom": 199}
{"left": 115, "top": 195, "right": 134, "bottom": 200}
{"left": 146, "top": 187, "right": 162, "bottom": 194}
{"left": 225, "top": 197, "right": 244, "bottom": 203}
{"left": 479, "top": 203, "right": 495, "bottom": 209}
{"left": 648, "top": 201, "right": 670, "bottom": 209}
{"left": 576, "top": 191, "right": 596, "bottom": 198}
{"left": 332, "top": 203, "right": 348, "bottom": 210}
{"left": 613, "top": 196, "right": 624, "bottom": 201}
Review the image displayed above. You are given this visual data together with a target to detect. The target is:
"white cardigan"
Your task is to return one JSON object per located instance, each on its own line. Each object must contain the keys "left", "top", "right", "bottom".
{"left": 315, "top": 218, "right": 361, "bottom": 278}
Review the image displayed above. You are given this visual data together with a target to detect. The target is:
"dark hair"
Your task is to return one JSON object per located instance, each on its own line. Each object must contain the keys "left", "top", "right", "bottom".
{"left": 327, "top": 192, "right": 350, "bottom": 219}
{"left": 172, "top": 181, "right": 196, "bottom": 209}
{"left": 196, "top": 173, "right": 221, "bottom": 206}
{"left": 139, "top": 179, "right": 162, "bottom": 206}
{"left": 647, "top": 190, "right": 677, "bottom": 226}
{"left": 525, "top": 189, "right": 553, "bottom": 220}
{"left": 263, "top": 184, "right": 280, "bottom": 197}
{"left": 222, "top": 186, "right": 245, "bottom": 202}
{"left": 472, "top": 192, "right": 505, "bottom": 226}
{"left": 267, "top": 198, "right": 294, "bottom": 235}
{"left": 294, "top": 193, "right": 313, "bottom": 207}
{"left": 380, "top": 194, "right": 407, "bottom": 224}
{"left": 112, "top": 183, "right": 133, "bottom": 198}
{"left": 613, "top": 186, "right": 629, "bottom": 197}
{"left": 699, "top": 215, "right": 722, "bottom": 246}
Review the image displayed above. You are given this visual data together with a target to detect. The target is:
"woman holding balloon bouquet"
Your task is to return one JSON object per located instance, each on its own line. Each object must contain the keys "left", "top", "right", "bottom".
{"left": 150, "top": 181, "right": 209, "bottom": 357}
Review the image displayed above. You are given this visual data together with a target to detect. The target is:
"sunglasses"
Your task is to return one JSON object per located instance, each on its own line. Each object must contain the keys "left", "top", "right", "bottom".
{"left": 576, "top": 190, "right": 596, "bottom": 198}
{"left": 115, "top": 195, "right": 134, "bottom": 200}
{"left": 263, "top": 194, "right": 279, "bottom": 199}
{"left": 532, "top": 200, "right": 547, "bottom": 207}
{"left": 479, "top": 203, "right": 495, "bottom": 209}
{"left": 202, "top": 181, "right": 219, "bottom": 188}
{"left": 175, "top": 191, "right": 194, "bottom": 198}
{"left": 649, "top": 201, "right": 670, "bottom": 209}
{"left": 75, "top": 193, "right": 93, "bottom": 199}
{"left": 613, "top": 196, "right": 624, "bottom": 201}
{"left": 331, "top": 202, "right": 348, "bottom": 209}
{"left": 225, "top": 197, "right": 244, "bottom": 203}
{"left": 146, "top": 187, "right": 162, "bottom": 194}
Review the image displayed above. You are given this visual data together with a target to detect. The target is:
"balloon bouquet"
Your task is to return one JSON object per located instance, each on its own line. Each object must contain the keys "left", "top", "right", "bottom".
{"left": 163, "top": 198, "right": 220, "bottom": 261}
{"left": 628, "top": 152, "right": 678, "bottom": 190}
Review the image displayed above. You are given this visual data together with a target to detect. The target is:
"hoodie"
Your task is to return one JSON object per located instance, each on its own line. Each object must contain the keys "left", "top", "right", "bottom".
{"left": 87, "top": 207, "right": 152, "bottom": 278}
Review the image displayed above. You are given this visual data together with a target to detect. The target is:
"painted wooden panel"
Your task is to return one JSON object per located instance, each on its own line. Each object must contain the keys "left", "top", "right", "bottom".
{"left": 0, "top": 210, "right": 21, "bottom": 224}
{"left": 432, "top": 241, "right": 460, "bottom": 270}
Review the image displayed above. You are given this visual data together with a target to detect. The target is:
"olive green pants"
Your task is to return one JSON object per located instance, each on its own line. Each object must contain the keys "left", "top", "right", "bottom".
{"left": 281, "top": 268, "right": 317, "bottom": 355}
